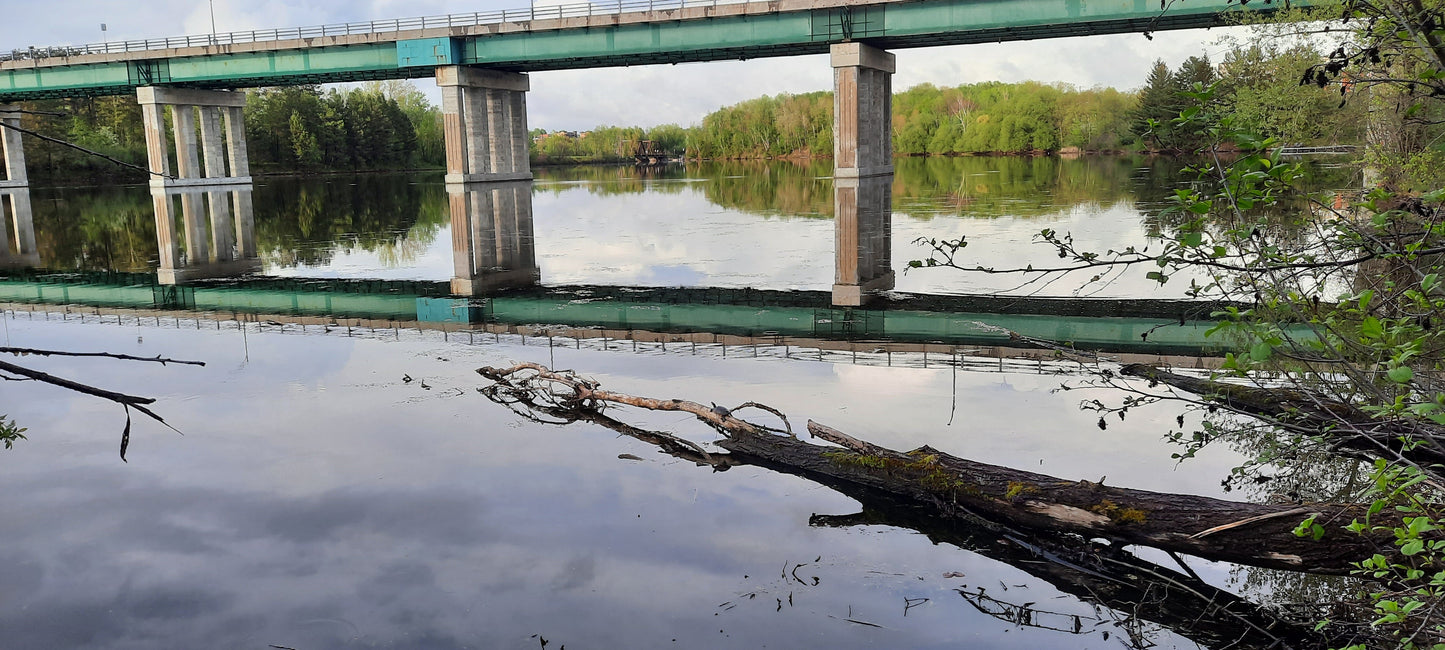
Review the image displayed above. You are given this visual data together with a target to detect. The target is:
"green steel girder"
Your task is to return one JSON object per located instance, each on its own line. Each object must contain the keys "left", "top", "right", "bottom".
{"left": 0, "top": 0, "right": 1259, "bottom": 102}
{"left": 0, "top": 272, "right": 1236, "bottom": 355}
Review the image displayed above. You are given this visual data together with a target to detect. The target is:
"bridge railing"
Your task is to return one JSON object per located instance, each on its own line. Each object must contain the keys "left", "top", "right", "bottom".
{"left": 1, "top": 0, "right": 751, "bottom": 63}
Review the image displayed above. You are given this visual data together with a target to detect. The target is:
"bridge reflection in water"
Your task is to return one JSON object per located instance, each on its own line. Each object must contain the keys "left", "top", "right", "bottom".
{"left": 0, "top": 186, "right": 38, "bottom": 269}
{"left": 138, "top": 169, "right": 902, "bottom": 307}
{"left": 448, "top": 180, "right": 540, "bottom": 296}
{"left": 0, "top": 173, "right": 1245, "bottom": 363}
{"left": 152, "top": 184, "right": 261, "bottom": 283}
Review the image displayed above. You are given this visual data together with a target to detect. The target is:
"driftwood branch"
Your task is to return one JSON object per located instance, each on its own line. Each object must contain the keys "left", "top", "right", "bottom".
{"left": 0, "top": 347, "right": 206, "bottom": 367}
{"left": 0, "top": 358, "right": 156, "bottom": 407}
{"left": 1, "top": 351, "right": 192, "bottom": 460}
{"left": 478, "top": 363, "right": 1405, "bottom": 577}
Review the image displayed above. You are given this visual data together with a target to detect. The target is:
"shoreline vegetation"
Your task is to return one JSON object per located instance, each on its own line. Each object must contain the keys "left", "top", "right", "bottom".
{"left": 8, "top": 44, "right": 1362, "bottom": 182}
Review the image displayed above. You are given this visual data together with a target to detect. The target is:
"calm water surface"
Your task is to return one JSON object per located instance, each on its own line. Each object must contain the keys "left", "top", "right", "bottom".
{"left": 1, "top": 157, "right": 1352, "bottom": 648}
{"left": 30, "top": 156, "right": 1281, "bottom": 295}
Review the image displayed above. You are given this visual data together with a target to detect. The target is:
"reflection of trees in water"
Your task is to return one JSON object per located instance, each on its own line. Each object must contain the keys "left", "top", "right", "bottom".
{"left": 534, "top": 164, "right": 693, "bottom": 197}
{"left": 538, "top": 157, "right": 1162, "bottom": 221}
{"left": 31, "top": 188, "right": 158, "bottom": 272}
{"left": 253, "top": 175, "right": 447, "bottom": 269}
{"left": 893, "top": 156, "right": 1140, "bottom": 220}
{"left": 1135, "top": 156, "right": 1361, "bottom": 236}
{"left": 1162, "top": 408, "right": 1373, "bottom": 634}
{"left": 692, "top": 159, "right": 834, "bottom": 218}
{"left": 536, "top": 157, "right": 1166, "bottom": 222}
{"left": 535, "top": 158, "right": 1362, "bottom": 233}
{"left": 1129, "top": 157, "right": 1364, "bottom": 299}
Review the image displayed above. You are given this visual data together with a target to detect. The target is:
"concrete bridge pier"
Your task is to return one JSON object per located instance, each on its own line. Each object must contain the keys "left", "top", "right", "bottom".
{"left": 153, "top": 184, "right": 261, "bottom": 284}
{"left": 831, "top": 42, "right": 895, "bottom": 306}
{"left": 437, "top": 66, "right": 532, "bottom": 184}
{"left": 448, "top": 180, "right": 539, "bottom": 296}
{"left": 137, "top": 87, "right": 251, "bottom": 190}
{"left": 0, "top": 188, "right": 39, "bottom": 268}
{"left": 833, "top": 174, "right": 894, "bottom": 307}
{"left": 0, "top": 105, "right": 26, "bottom": 189}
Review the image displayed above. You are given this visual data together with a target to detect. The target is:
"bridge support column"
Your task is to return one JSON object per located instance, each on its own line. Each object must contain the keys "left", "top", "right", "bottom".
{"left": 448, "top": 180, "right": 539, "bottom": 296}
{"left": 137, "top": 87, "right": 251, "bottom": 190}
{"left": 832, "top": 42, "right": 894, "bottom": 179}
{"left": 833, "top": 174, "right": 894, "bottom": 307}
{"left": 153, "top": 184, "right": 261, "bottom": 285}
{"left": 437, "top": 66, "right": 532, "bottom": 184}
{"left": 831, "top": 43, "right": 895, "bottom": 306}
{"left": 0, "top": 105, "right": 27, "bottom": 189}
{"left": 0, "top": 188, "right": 39, "bottom": 268}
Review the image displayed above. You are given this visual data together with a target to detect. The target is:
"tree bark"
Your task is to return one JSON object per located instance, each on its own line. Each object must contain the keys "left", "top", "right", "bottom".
{"left": 477, "top": 362, "right": 1361, "bottom": 649}
{"left": 478, "top": 363, "right": 1406, "bottom": 576}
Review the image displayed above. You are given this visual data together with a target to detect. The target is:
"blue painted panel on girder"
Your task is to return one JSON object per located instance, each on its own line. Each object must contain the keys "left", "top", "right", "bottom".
{"left": 416, "top": 297, "right": 481, "bottom": 322}
{"left": 397, "top": 37, "right": 461, "bottom": 67}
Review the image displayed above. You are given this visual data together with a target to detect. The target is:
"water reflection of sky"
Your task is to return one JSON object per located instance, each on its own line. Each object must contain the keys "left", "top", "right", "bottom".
{"left": 0, "top": 315, "right": 1236, "bottom": 649}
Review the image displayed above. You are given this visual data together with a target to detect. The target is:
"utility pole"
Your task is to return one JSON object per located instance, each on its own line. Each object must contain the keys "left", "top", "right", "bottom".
{"left": 209, "top": 0, "right": 218, "bottom": 44}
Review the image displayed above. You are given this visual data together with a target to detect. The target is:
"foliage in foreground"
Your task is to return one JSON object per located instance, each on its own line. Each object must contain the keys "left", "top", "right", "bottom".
{"left": 912, "top": 0, "right": 1445, "bottom": 637}
{"left": 0, "top": 415, "right": 25, "bottom": 449}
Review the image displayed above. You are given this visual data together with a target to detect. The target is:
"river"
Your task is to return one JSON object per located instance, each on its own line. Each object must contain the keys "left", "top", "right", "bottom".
{"left": 0, "top": 156, "right": 1355, "bottom": 649}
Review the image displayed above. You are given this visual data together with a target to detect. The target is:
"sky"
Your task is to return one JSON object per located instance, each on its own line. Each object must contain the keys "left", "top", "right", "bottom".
{"left": 0, "top": 0, "right": 1246, "bottom": 131}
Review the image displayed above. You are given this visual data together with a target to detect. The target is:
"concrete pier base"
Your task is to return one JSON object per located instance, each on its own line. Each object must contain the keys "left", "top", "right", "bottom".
{"left": 0, "top": 188, "right": 39, "bottom": 268}
{"left": 153, "top": 184, "right": 261, "bottom": 284}
{"left": 138, "top": 87, "right": 251, "bottom": 190}
{"left": 448, "top": 180, "right": 540, "bottom": 296}
{"left": 0, "top": 105, "right": 27, "bottom": 189}
{"left": 832, "top": 174, "right": 894, "bottom": 307}
{"left": 437, "top": 66, "right": 532, "bottom": 185}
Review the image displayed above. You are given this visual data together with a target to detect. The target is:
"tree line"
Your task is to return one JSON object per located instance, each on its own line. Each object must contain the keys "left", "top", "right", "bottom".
{"left": 688, "top": 46, "right": 1364, "bottom": 158}
{"left": 4, "top": 40, "right": 1370, "bottom": 180}
{"left": 11, "top": 81, "right": 445, "bottom": 180}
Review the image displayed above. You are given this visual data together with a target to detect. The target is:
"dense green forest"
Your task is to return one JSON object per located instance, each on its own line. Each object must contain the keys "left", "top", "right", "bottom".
{"left": 5, "top": 40, "right": 1366, "bottom": 180}
{"left": 687, "top": 47, "right": 1363, "bottom": 158}
{"left": 14, "top": 80, "right": 445, "bottom": 180}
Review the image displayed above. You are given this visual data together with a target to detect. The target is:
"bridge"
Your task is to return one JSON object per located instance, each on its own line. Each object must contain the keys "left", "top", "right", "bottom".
{"left": 0, "top": 0, "right": 1264, "bottom": 303}
{"left": 2, "top": 0, "right": 1247, "bottom": 97}
{"left": 0, "top": 269, "right": 1238, "bottom": 360}
{"left": 0, "top": 172, "right": 1255, "bottom": 360}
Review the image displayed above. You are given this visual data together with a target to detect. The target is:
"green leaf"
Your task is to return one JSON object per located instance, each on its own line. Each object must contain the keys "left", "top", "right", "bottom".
{"left": 1362, "top": 317, "right": 1384, "bottom": 340}
{"left": 1250, "top": 341, "right": 1273, "bottom": 361}
{"left": 1403, "top": 539, "right": 1426, "bottom": 556}
{"left": 1389, "top": 366, "right": 1415, "bottom": 383}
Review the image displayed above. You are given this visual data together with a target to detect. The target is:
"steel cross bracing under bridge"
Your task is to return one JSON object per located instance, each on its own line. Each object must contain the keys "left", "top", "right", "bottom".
{"left": 0, "top": 0, "right": 1267, "bottom": 102}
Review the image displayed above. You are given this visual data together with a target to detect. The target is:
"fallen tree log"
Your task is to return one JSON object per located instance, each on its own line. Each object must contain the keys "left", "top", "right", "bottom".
{"left": 1119, "top": 363, "right": 1445, "bottom": 474}
{"left": 477, "top": 362, "right": 1364, "bottom": 649}
{"left": 478, "top": 362, "right": 1403, "bottom": 576}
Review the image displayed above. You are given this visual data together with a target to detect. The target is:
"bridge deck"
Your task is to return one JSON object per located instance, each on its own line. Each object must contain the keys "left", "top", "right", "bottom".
{"left": 0, "top": 271, "right": 1248, "bottom": 356}
{"left": 1, "top": 0, "right": 1251, "bottom": 102}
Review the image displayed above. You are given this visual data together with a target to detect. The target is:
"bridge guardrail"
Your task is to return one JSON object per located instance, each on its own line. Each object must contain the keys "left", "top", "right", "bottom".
{"left": 2, "top": 0, "right": 752, "bottom": 63}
